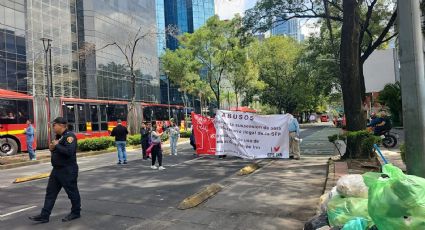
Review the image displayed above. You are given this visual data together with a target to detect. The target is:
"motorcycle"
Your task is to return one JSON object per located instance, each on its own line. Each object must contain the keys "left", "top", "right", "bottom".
{"left": 377, "top": 130, "right": 398, "bottom": 148}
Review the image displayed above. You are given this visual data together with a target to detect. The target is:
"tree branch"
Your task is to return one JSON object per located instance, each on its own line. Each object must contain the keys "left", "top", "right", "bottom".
{"left": 361, "top": 10, "right": 397, "bottom": 63}
{"left": 359, "top": 0, "right": 378, "bottom": 49}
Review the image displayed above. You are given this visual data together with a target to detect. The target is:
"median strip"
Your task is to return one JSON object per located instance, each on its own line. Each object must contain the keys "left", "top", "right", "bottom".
{"left": 13, "top": 172, "right": 50, "bottom": 183}
{"left": 177, "top": 183, "right": 222, "bottom": 210}
{"left": 237, "top": 163, "right": 260, "bottom": 176}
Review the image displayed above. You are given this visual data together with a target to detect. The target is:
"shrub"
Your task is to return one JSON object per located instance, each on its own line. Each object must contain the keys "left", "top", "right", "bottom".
{"left": 78, "top": 137, "right": 114, "bottom": 152}
{"left": 161, "top": 132, "right": 169, "bottom": 142}
{"left": 400, "top": 143, "right": 406, "bottom": 164}
{"left": 180, "top": 130, "right": 192, "bottom": 138}
{"left": 345, "top": 130, "right": 381, "bottom": 159}
{"left": 328, "top": 134, "right": 346, "bottom": 143}
{"left": 127, "top": 134, "right": 141, "bottom": 146}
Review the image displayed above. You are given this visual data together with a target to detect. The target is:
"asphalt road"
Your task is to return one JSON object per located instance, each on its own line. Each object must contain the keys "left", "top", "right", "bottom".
{"left": 0, "top": 126, "right": 331, "bottom": 230}
{"left": 0, "top": 144, "right": 252, "bottom": 229}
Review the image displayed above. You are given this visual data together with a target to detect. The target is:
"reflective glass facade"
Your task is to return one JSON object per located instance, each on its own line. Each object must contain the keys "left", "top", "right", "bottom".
{"left": 78, "top": 0, "right": 160, "bottom": 102}
{"left": 160, "top": 0, "right": 214, "bottom": 105}
{"left": 188, "top": 0, "right": 214, "bottom": 32}
{"left": 0, "top": 0, "right": 27, "bottom": 93}
{"left": 156, "top": 0, "right": 166, "bottom": 57}
{"left": 28, "top": 0, "right": 79, "bottom": 97}
{"left": 272, "top": 18, "right": 304, "bottom": 42}
{"left": 1, "top": 0, "right": 160, "bottom": 103}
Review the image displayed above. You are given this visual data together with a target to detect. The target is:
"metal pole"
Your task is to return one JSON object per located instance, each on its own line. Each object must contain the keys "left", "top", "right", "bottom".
{"left": 42, "top": 38, "right": 53, "bottom": 142}
{"left": 398, "top": 1, "right": 425, "bottom": 177}
{"left": 167, "top": 77, "right": 171, "bottom": 120}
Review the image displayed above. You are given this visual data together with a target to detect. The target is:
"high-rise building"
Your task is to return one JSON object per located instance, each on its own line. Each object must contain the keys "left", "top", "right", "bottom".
{"left": 78, "top": 0, "right": 159, "bottom": 102}
{"left": 159, "top": 0, "right": 215, "bottom": 106}
{"left": 271, "top": 18, "right": 303, "bottom": 42}
{"left": 0, "top": 0, "right": 160, "bottom": 101}
{"left": 1, "top": 0, "right": 80, "bottom": 97}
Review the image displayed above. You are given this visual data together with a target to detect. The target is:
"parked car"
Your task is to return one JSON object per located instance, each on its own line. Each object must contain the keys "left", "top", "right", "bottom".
{"left": 320, "top": 115, "right": 329, "bottom": 122}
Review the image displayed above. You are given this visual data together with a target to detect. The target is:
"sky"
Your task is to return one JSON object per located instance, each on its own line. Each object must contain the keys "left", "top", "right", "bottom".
{"left": 215, "top": 0, "right": 258, "bottom": 20}
{"left": 214, "top": 0, "right": 320, "bottom": 37}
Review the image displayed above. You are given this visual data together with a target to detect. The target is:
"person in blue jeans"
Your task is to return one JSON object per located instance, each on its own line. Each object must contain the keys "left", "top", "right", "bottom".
{"left": 110, "top": 119, "right": 129, "bottom": 164}
{"left": 25, "top": 119, "right": 36, "bottom": 160}
{"left": 168, "top": 121, "right": 180, "bottom": 156}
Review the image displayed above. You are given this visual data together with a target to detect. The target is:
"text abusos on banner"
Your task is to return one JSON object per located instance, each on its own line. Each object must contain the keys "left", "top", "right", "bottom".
{"left": 191, "top": 112, "right": 216, "bottom": 155}
{"left": 215, "top": 110, "right": 291, "bottom": 159}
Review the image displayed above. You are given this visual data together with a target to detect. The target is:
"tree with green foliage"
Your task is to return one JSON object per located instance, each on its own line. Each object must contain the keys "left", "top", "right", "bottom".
{"left": 378, "top": 82, "right": 402, "bottom": 126}
{"left": 178, "top": 16, "right": 244, "bottom": 109}
{"left": 161, "top": 48, "right": 214, "bottom": 113}
{"left": 226, "top": 45, "right": 265, "bottom": 109}
{"left": 243, "top": 0, "right": 397, "bottom": 132}
{"left": 251, "top": 36, "right": 302, "bottom": 113}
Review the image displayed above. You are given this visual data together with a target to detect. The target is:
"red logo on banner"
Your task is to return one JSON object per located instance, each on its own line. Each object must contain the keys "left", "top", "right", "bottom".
{"left": 191, "top": 112, "right": 216, "bottom": 155}
{"left": 274, "top": 146, "right": 281, "bottom": 152}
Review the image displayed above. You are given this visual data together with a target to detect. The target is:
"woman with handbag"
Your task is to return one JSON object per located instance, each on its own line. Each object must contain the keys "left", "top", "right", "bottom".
{"left": 149, "top": 122, "right": 165, "bottom": 170}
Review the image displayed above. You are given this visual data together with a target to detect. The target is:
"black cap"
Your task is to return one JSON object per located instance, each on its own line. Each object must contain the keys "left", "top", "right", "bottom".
{"left": 52, "top": 117, "right": 67, "bottom": 125}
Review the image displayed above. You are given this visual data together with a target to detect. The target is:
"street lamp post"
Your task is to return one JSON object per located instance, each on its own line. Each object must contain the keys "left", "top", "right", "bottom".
{"left": 41, "top": 38, "right": 53, "bottom": 142}
{"left": 167, "top": 77, "right": 171, "bottom": 120}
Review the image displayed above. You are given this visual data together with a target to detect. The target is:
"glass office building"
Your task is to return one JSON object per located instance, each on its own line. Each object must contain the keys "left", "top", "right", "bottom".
{"left": 271, "top": 18, "right": 304, "bottom": 42}
{"left": 77, "top": 0, "right": 159, "bottom": 102}
{"left": 0, "top": 0, "right": 27, "bottom": 93}
{"left": 159, "top": 0, "right": 214, "bottom": 105}
{"left": 1, "top": 0, "right": 160, "bottom": 102}
{"left": 1, "top": 0, "right": 79, "bottom": 97}
{"left": 188, "top": 0, "right": 214, "bottom": 32}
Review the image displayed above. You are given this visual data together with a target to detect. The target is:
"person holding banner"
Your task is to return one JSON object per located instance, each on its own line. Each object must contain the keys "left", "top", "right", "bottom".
{"left": 288, "top": 112, "right": 301, "bottom": 160}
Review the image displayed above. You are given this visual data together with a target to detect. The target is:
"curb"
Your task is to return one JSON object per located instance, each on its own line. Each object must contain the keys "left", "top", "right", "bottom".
{"left": 237, "top": 163, "right": 260, "bottom": 175}
{"left": 177, "top": 160, "right": 264, "bottom": 210}
{"left": 177, "top": 183, "right": 222, "bottom": 210}
{"left": 1, "top": 141, "right": 190, "bottom": 170}
{"left": 13, "top": 172, "right": 50, "bottom": 183}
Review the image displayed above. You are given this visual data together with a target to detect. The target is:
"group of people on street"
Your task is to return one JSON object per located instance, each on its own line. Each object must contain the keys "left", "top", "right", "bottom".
{"left": 110, "top": 119, "right": 181, "bottom": 170}
{"left": 28, "top": 116, "right": 182, "bottom": 224}
{"left": 27, "top": 112, "right": 302, "bottom": 225}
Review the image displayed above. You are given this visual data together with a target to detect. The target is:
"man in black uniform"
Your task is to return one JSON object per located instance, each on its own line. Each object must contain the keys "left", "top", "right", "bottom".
{"left": 29, "top": 117, "right": 81, "bottom": 223}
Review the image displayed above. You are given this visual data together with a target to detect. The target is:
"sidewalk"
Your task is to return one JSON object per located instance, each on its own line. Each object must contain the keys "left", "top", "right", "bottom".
{"left": 379, "top": 148, "right": 406, "bottom": 171}
{"left": 128, "top": 127, "right": 338, "bottom": 230}
{"left": 129, "top": 156, "right": 331, "bottom": 230}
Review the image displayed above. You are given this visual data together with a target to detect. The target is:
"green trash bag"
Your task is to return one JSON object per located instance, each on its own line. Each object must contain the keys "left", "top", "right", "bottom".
{"left": 365, "top": 164, "right": 425, "bottom": 230}
{"left": 327, "top": 196, "right": 373, "bottom": 228}
{"left": 342, "top": 217, "right": 368, "bottom": 230}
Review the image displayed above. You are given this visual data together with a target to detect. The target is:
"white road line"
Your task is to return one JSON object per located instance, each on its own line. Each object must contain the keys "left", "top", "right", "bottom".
{"left": 0, "top": 206, "right": 37, "bottom": 218}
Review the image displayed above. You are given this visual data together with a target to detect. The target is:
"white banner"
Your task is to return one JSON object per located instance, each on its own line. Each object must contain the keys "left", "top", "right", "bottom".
{"left": 215, "top": 110, "right": 291, "bottom": 159}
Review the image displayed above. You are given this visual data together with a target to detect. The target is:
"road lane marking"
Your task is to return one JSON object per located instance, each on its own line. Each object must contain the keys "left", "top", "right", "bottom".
{"left": 0, "top": 206, "right": 37, "bottom": 218}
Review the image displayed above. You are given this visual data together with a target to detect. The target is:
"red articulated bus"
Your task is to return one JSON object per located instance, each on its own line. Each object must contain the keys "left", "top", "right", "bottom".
{"left": 0, "top": 89, "right": 36, "bottom": 156}
{"left": 0, "top": 89, "right": 190, "bottom": 156}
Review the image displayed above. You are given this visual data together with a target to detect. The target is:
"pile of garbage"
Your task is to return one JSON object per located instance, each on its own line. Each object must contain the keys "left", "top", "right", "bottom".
{"left": 305, "top": 164, "right": 425, "bottom": 230}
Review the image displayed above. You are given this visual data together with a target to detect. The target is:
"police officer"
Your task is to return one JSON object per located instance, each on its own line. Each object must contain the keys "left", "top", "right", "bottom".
{"left": 29, "top": 117, "right": 81, "bottom": 223}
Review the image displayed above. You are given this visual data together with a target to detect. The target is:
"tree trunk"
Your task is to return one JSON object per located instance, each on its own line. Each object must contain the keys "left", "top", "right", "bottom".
{"left": 340, "top": 0, "right": 366, "bottom": 132}
{"left": 127, "top": 71, "right": 138, "bottom": 135}
{"left": 235, "top": 92, "right": 239, "bottom": 110}
{"left": 359, "top": 60, "right": 366, "bottom": 101}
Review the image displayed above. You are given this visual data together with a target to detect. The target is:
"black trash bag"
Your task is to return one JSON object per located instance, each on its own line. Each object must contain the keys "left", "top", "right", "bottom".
{"left": 304, "top": 213, "right": 330, "bottom": 230}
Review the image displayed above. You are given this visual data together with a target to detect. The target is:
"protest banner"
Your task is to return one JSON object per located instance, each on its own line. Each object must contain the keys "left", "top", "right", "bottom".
{"left": 191, "top": 112, "right": 216, "bottom": 155}
{"left": 215, "top": 110, "right": 291, "bottom": 159}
